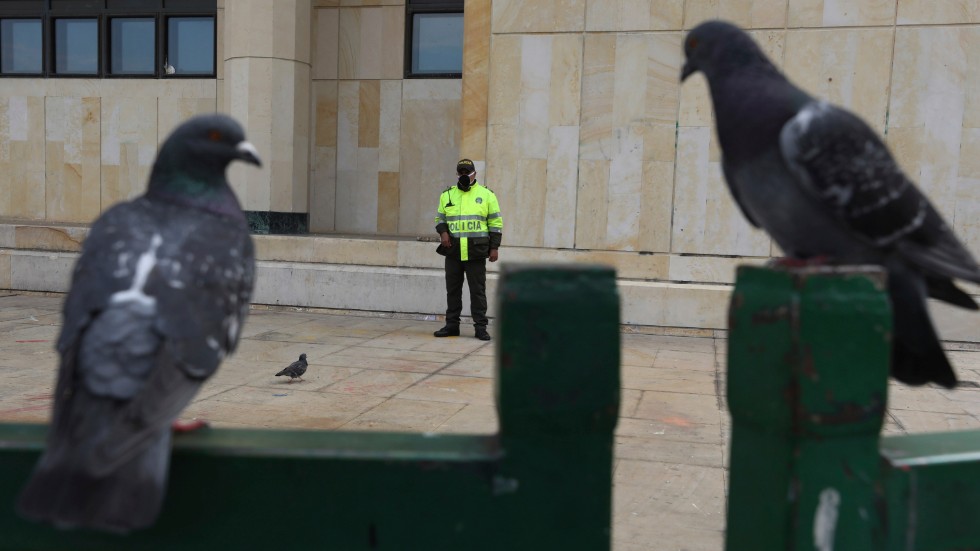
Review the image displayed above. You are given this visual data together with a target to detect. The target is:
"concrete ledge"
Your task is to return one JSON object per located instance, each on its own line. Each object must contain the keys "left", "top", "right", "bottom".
{"left": 3, "top": 220, "right": 980, "bottom": 341}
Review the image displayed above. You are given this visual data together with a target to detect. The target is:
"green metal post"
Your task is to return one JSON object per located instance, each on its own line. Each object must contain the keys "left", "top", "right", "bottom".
{"left": 495, "top": 264, "right": 621, "bottom": 550}
{"left": 881, "top": 430, "right": 980, "bottom": 549}
{"left": 0, "top": 264, "right": 620, "bottom": 550}
{"left": 726, "top": 266, "right": 892, "bottom": 550}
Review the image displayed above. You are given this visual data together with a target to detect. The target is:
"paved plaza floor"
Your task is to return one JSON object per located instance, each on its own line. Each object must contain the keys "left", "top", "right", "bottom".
{"left": 3, "top": 291, "right": 980, "bottom": 549}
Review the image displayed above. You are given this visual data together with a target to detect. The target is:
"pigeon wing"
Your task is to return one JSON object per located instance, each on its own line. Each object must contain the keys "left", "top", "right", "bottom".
{"left": 779, "top": 101, "right": 980, "bottom": 285}
{"left": 721, "top": 155, "right": 761, "bottom": 228}
{"left": 54, "top": 200, "right": 255, "bottom": 473}
{"left": 97, "top": 207, "right": 255, "bottom": 467}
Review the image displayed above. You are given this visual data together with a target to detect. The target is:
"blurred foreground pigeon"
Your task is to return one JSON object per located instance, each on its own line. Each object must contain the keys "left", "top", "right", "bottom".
{"left": 17, "top": 114, "right": 261, "bottom": 533}
{"left": 681, "top": 20, "right": 980, "bottom": 388}
{"left": 276, "top": 353, "right": 308, "bottom": 382}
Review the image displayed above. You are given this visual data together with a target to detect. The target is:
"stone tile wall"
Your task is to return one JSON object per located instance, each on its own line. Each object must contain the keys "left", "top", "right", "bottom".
{"left": 0, "top": 81, "right": 217, "bottom": 224}
{"left": 462, "top": 0, "right": 980, "bottom": 284}
{"left": 310, "top": 1, "right": 462, "bottom": 235}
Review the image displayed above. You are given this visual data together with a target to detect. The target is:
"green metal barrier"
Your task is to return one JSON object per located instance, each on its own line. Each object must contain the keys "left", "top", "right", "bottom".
{"left": 0, "top": 264, "right": 620, "bottom": 550}
{"left": 727, "top": 265, "right": 980, "bottom": 550}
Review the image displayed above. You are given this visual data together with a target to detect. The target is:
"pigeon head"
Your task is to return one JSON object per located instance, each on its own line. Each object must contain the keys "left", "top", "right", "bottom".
{"left": 681, "top": 20, "right": 778, "bottom": 83}
{"left": 149, "top": 114, "right": 261, "bottom": 194}
{"left": 299, "top": 354, "right": 307, "bottom": 361}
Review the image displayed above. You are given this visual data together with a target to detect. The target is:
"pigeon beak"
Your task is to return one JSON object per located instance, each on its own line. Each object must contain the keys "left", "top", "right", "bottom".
{"left": 680, "top": 61, "right": 696, "bottom": 82}
{"left": 235, "top": 141, "right": 262, "bottom": 167}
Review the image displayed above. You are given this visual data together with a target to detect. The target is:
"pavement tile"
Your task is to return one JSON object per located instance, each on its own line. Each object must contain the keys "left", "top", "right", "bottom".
{"left": 335, "top": 346, "right": 461, "bottom": 364}
{"left": 414, "top": 337, "right": 491, "bottom": 354}
{"left": 341, "top": 398, "right": 465, "bottom": 432}
{"left": 440, "top": 355, "right": 494, "bottom": 378}
{"left": 621, "top": 366, "right": 717, "bottom": 394}
{"left": 435, "top": 403, "right": 499, "bottom": 434}
{"left": 633, "top": 391, "right": 724, "bottom": 426}
{"left": 613, "top": 460, "right": 726, "bottom": 543}
{"left": 231, "top": 340, "right": 351, "bottom": 365}
{"left": 316, "top": 354, "right": 447, "bottom": 374}
{"left": 321, "top": 370, "right": 428, "bottom": 397}
{"left": 397, "top": 374, "right": 495, "bottom": 406}
{"left": 889, "top": 409, "right": 980, "bottom": 432}
{"left": 620, "top": 389, "right": 643, "bottom": 418}
{"left": 615, "top": 436, "right": 725, "bottom": 468}
{"left": 186, "top": 389, "right": 385, "bottom": 429}
{"left": 617, "top": 417, "right": 722, "bottom": 445}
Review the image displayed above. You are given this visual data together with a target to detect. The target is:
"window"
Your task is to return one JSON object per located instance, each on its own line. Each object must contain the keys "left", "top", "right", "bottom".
{"left": 54, "top": 18, "right": 97, "bottom": 74}
{"left": 0, "top": 18, "right": 42, "bottom": 74}
{"left": 167, "top": 16, "right": 213, "bottom": 75}
{"left": 405, "top": 0, "right": 462, "bottom": 78}
{"left": 0, "top": 0, "right": 216, "bottom": 78}
{"left": 109, "top": 17, "right": 154, "bottom": 74}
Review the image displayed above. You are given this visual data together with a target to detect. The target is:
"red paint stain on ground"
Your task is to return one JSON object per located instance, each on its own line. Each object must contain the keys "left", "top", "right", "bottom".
{"left": 0, "top": 404, "right": 51, "bottom": 415}
{"left": 661, "top": 416, "right": 694, "bottom": 428}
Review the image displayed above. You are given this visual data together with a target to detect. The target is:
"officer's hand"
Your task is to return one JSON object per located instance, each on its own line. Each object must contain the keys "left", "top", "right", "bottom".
{"left": 489, "top": 249, "right": 499, "bottom": 263}
{"left": 440, "top": 232, "right": 452, "bottom": 248}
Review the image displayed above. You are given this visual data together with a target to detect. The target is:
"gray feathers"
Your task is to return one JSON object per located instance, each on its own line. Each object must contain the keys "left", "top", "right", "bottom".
{"left": 276, "top": 353, "right": 308, "bottom": 381}
{"left": 682, "top": 20, "right": 980, "bottom": 388}
{"left": 17, "top": 114, "right": 260, "bottom": 533}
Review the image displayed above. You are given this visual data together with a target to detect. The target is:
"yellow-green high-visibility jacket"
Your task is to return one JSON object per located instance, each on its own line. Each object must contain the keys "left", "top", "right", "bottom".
{"left": 434, "top": 181, "right": 503, "bottom": 261}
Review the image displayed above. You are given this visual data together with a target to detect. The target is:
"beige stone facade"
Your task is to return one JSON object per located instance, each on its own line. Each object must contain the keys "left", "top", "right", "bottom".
{"left": 2, "top": 0, "right": 980, "bottom": 337}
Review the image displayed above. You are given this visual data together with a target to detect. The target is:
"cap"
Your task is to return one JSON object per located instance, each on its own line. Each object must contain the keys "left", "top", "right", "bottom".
{"left": 456, "top": 159, "right": 475, "bottom": 173}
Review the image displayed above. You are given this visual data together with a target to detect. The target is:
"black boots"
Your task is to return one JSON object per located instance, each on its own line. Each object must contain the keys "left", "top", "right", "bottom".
{"left": 434, "top": 325, "right": 490, "bottom": 341}
{"left": 433, "top": 325, "right": 460, "bottom": 337}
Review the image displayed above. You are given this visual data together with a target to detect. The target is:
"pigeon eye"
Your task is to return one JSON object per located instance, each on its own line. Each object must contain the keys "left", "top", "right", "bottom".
{"left": 207, "top": 130, "right": 223, "bottom": 142}
{"left": 687, "top": 37, "right": 699, "bottom": 50}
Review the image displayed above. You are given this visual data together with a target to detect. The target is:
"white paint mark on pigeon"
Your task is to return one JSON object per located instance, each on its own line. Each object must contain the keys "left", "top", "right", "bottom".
{"left": 226, "top": 316, "right": 239, "bottom": 343}
{"left": 206, "top": 337, "right": 220, "bottom": 351}
{"left": 110, "top": 234, "right": 163, "bottom": 308}
{"left": 813, "top": 487, "right": 840, "bottom": 551}
{"left": 791, "top": 101, "right": 830, "bottom": 135}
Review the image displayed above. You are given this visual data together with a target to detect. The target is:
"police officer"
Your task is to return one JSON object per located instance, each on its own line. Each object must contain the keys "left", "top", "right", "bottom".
{"left": 433, "top": 159, "right": 503, "bottom": 340}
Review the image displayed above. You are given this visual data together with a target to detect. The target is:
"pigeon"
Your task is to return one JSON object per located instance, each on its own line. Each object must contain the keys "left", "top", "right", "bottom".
{"left": 681, "top": 20, "right": 980, "bottom": 388}
{"left": 17, "top": 114, "right": 261, "bottom": 533}
{"left": 275, "top": 353, "right": 308, "bottom": 383}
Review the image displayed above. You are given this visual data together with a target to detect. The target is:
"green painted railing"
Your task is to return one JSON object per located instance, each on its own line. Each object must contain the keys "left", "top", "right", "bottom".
{"left": 0, "top": 264, "right": 620, "bottom": 550}
{"left": 727, "top": 265, "right": 980, "bottom": 550}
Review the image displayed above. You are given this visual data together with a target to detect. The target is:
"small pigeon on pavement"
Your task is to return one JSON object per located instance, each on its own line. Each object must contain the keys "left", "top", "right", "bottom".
{"left": 681, "top": 20, "right": 980, "bottom": 388}
{"left": 17, "top": 114, "right": 261, "bottom": 533}
{"left": 276, "top": 353, "right": 308, "bottom": 383}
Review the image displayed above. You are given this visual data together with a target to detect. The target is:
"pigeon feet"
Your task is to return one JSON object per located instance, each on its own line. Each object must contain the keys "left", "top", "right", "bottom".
{"left": 172, "top": 418, "right": 210, "bottom": 433}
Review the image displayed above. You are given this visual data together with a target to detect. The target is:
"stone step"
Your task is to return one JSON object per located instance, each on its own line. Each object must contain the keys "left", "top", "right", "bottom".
{"left": 2, "top": 220, "right": 979, "bottom": 342}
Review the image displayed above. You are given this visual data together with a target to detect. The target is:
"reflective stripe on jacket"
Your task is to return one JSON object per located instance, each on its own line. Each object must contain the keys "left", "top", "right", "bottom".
{"left": 434, "top": 181, "right": 503, "bottom": 261}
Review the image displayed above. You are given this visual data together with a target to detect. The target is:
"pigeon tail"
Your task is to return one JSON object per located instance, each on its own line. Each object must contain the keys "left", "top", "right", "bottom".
{"left": 926, "top": 276, "right": 979, "bottom": 311}
{"left": 889, "top": 268, "right": 958, "bottom": 388}
{"left": 17, "top": 426, "right": 170, "bottom": 534}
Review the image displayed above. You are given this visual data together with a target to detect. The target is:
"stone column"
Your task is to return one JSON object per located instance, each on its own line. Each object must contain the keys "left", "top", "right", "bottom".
{"left": 223, "top": 0, "right": 311, "bottom": 214}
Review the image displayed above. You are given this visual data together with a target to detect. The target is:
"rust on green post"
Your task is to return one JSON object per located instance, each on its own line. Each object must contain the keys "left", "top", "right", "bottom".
{"left": 0, "top": 264, "right": 620, "bottom": 550}
{"left": 726, "top": 265, "right": 892, "bottom": 550}
{"left": 727, "top": 265, "right": 980, "bottom": 550}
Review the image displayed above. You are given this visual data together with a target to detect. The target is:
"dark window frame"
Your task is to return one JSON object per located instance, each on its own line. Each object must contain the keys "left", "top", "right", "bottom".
{"left": 0, "top": 15, "right": 43, "bottom": 75}
{"left": 51, "top": 15, "right": 99, "bottom": 76}
{"left": 404, "top": 0, "right": 463, "bottom": 79}
{"left": 0, "top": 0, "right": 216, "bottom": 79}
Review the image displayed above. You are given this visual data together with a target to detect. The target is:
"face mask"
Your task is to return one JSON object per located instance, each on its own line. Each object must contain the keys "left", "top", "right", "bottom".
{"left": 457, "top": 173, "right": 473, "bottom": 192}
